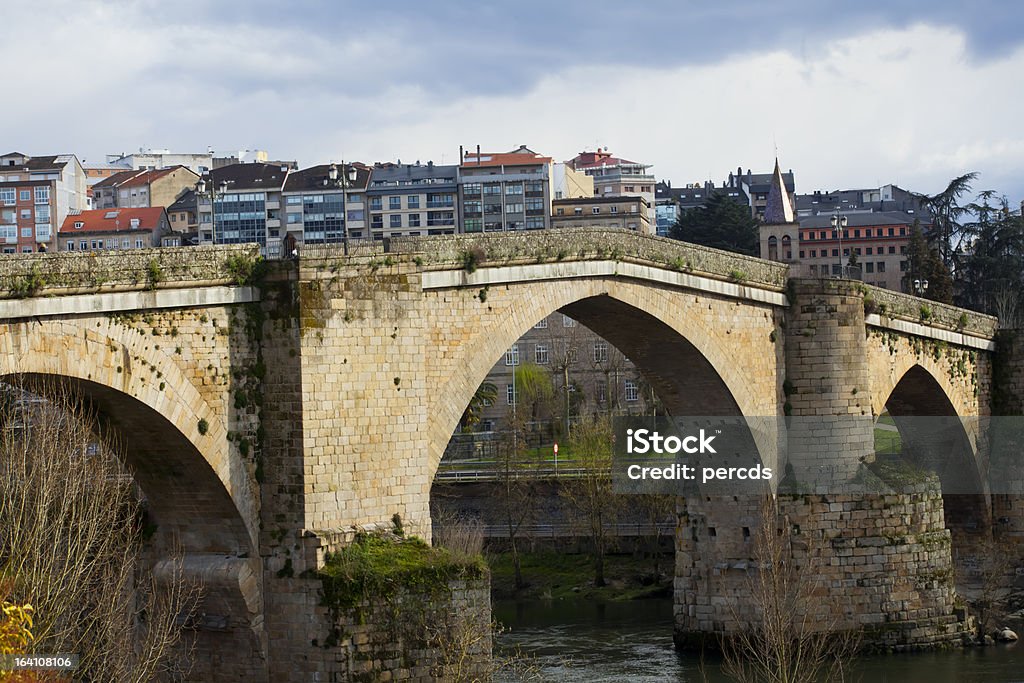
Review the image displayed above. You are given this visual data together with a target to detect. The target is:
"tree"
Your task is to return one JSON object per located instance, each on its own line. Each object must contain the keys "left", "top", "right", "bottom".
{"left": 958, "top": 192, "right": 1024, "bottom": 317}
{"left": 670, "top": 193, "right": 760, "bottom": 256}
{"left": 903, "top": 221, "right": 954, "bottom": 304}
{"left": 459, "top": 381, "right": 497, "bottom": 433}
{"left": 559, "top": 414, "right": 619, "bottom": 587}
{"left": 492, "top": 407, "right": 540, "bottom": 591}
{"left": 0, "top": 381, "right": 198, "bottom": 681}
{"left": 915, "top": 172, "right": 978, "bottom": 270}
{"left": 720, "top": 497, "right": 858, "bottom": 683}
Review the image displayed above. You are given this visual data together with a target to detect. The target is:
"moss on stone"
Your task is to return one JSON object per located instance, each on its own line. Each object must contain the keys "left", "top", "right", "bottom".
{"left": 319, "top": 533, "right": 487, "bottom": 613}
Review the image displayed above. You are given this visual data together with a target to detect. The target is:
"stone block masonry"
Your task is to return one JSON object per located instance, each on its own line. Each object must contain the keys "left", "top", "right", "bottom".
{"left": 0, "top": 232, "right": 1016, "bottom": 679}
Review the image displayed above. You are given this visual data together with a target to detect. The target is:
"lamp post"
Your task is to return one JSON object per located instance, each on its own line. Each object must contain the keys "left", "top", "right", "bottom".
{"left": 831, "top": 210, "right": 848, "bottom": 278}
{"left": 195, "top": 176, "right": 229, "bottom": 244}
{"left": 914, "top": 279, "right": 929, "bottom": 296}
{"left": 326, "top": 162, "right": 358, "bottom": 254}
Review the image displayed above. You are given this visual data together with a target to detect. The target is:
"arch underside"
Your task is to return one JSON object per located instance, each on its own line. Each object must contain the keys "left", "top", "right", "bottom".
{"left": 883, "top": 365, "right": 989, "bottom": 536}
{"left": 11, "top": 374, "right": 253, "bottom": 555}
{"left": 428, "top": 285, "right": 778, "bottom": 483}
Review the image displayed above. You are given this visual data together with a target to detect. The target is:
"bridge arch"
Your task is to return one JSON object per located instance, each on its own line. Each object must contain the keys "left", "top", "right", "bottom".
{"left": 875, "top": 362, "right": 989, "bottom": 540}
{"left": 0, "top": 321, "right": 256, "bottom": 556}
{"left": 425, "top": 276, "right": 781, "bottom": 480}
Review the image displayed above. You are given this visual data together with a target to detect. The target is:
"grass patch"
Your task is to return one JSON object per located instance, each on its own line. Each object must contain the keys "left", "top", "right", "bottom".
{"left": 874, "top": 427, "right": 901, "bottom": 454}
{"left": 319, "top": 532, "right": 487, "bottom": 612}
{"left": 488, "top": 550, "right": 671, "bottom": 602}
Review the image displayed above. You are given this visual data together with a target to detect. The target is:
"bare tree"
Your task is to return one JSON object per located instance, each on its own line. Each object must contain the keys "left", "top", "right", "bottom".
{"left": 958, "top": 534, "right": 1021, "bottom": 642}
{"left": 0, "top": 380, "right": 198, "bottom": 682}
{"left": 559, "top": 414, "right": 619, "bottom": 587}
{"left": 492, "top": 410, "right": 540, "bottom": 591}
{"left": 720, "top": 496, "right": 858, "bottom": 683}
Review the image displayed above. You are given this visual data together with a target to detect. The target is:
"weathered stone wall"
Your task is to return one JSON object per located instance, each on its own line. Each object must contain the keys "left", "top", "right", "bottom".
{"left": 676, "top": 486, "right": 971, "bottom": 652}
{"left": 264, "top": 574, "right": 490, "bottom": 682}
{"left": 783, "top": 279, "right": 875, "bottom": 488}
{"left": 0, "top": 244, "right": 260, "bottom": 297}
{"left": 303, "top": 227, "right": 789, "bottom": 290}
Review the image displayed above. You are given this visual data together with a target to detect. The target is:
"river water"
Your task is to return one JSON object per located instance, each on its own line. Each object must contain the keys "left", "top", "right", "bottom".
{"left": 493, "top": 598, "right": 1024, "bottom": 682}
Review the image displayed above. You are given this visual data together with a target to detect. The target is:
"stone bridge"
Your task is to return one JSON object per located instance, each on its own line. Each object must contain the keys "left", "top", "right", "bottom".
{"left": 0, "top": 228, "right": 1017, "bottom": 679}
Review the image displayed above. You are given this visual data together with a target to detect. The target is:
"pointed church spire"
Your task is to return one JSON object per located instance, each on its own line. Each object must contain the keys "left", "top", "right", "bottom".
{"left": 764, "top": 157, "right": 795, "bottom": 224}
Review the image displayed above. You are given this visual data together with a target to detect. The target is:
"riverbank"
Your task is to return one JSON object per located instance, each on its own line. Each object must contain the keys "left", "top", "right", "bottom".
{"left": 488, "top": 550, "right": 672, "bottom": 601}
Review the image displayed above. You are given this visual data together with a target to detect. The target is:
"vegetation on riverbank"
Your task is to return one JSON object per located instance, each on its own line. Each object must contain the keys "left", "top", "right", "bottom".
{"left": 488, "top": 550, "right": 672, "bottom": 602}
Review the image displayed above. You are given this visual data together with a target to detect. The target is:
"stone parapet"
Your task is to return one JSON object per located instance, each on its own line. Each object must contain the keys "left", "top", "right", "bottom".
{"left": 864, "top": 283, "right": 997, "bottom": 338}
{"left": 0, "top": 244, "right": 261, "bottom": 298}
{"left": 303, "top": 228, "right": 790, "bottom": 290}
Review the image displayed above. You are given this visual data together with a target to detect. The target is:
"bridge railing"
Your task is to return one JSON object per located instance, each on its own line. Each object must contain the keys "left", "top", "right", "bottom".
{"left": 863, "top": 283, "right": 997, "bottom": 338}
{"left": 298, "top": 228, "right": 789, "bottom": 291}
{"left": 0, "top": 244, "right": 262, "bottom": 298}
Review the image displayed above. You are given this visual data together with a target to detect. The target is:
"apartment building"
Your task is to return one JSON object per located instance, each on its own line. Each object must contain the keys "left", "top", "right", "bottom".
{"left": 167, "top": 189, "right": 198, "bottom": 235}
{"left": 58, "top": 207, "right": 169, "bottom": 252}
{"left": 197, "top": 163, "right": 290, "bottom": 255}
{"left": 0, "top": 152, "right": 88, "bottom": 253}
{"left": 459, "top": 145, "right": 552, "bottom": 233}
{"left": 796, "top": 212, "right": 915, "bottom": 290}
{"left": 282, "top": 163, "right": 370, "bottom": 245}
{"left": 365, "top": 161, "right": 458, "bottom": 239}
{"left": 91, "top": 166, "right": 198, "bottom": 210}
{"left": 106, "top": 148, "right": 213, "bottom": 174}
{"left": 476, "top": 312, "right": 656, "bottom": 435}
{"left": 565, "top": 149, "right": 656, "bottom": 206}
{"left": 551, "top": 196, "right": 652, "bottom": 233}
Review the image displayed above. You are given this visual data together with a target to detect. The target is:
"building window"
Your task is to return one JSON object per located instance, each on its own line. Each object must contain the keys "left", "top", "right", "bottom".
{"left": 409, "top": 213, "right": 421, "bottom": 227}
{"left": 889, "top": 246, "right": 896, "bottom": 254}
{"left": 407, "top": 195, "right": 420, "bottom": 209}
{"left": 19, "top": 190, "right": 30, "bottom": 202}
{"left": 625, "top": 380, "right": 639, "bottom": 402}
{"left": 390, "top": 215, "right": 402, "bottom": 228}
{"left": 593, "top": 341, "right": 608, "bottom": 363}
{"left": 534, "top": 318, "right": 548, "bottom": 329}
{"left": 865, "top": 262, "right": 874, "bottom": 273}
{"left": 900, "top": 260, "right": 908, "bottom": 272}
{"left": 535, "top": 344, "right": 549, "bottom": 364}
{"left": 0, "top": 189, "right": 14, "bottom": 205}
{"left": 596, "top": 382, "right": 607, "bottom": 404}
{"left": 135, "top": 239, "right": 143, "bottom": 248}
{"left": 592, "top": 207, "right": 600, "bottom": 214}
{"left": 506, "top": 384, "right": 516, "bottom": 405}
{"left": 369, "top": 197, "right": 383, "bottom": 210}
{"left": 574, "top": 207, "right": 583, "bottom": 216}
{"left": 389, "top": 196, "right": 401, "bottom": 210}
{"left": 34, "top": 186, "right": 49, "bottom": 204}
{"left": 877, "top": 262, "right": 885, "bottom": 273}
{"left": 505, "top": 345, "right": 519, "bottom": 366}
{"left": 611, "top": 206, "right": 618, "bottom": 214}
{"left": 562, "top": 315, "right": 575, "bottom": 327}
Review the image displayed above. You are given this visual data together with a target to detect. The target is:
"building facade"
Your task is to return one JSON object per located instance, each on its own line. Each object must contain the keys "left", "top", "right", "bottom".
{"left": 105, "top": 148, "right": 214, "bottom": 175}
{"left": 58, "top": 207, "right": 169, "bottom": 251}
{"left": 551, "top": 196, "right": 652, "bottom": 233}
{"left": 281, "top": 164, "right": 370, "bottom": 245}
{"left": 91, "top": 166, "right": 198, "bottom": 210}
{"left": 0, "top": 152, "right": 88, "bottom": 253}
{"left": 197, "top": 163, "right": 290, "bottom": 255}
{"left": 459, "top": 146, "right": 552, "bottom": 233}
{"left": 364, "top": 162, "right": 458, "bottom": 239}
{"left": 475, "top": 311, "right": 657, "bottom": 436}
{"left": 565, "top": 149, "right": 656, "bottom": 206}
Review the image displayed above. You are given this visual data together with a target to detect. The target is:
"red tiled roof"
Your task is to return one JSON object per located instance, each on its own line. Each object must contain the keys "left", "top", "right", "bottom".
{"left": 59, "top": 207, "right": 165, "bottom": 234}
{"left": 461, "top": 152, "right": 552, "bottom": 168}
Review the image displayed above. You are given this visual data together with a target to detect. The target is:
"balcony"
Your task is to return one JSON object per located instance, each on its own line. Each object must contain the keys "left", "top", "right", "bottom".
{"left": 266, "top": 218, "right": 281, "bottom": 228}
{"left": 265, "top": 200, "right": 280, "bottom": 210}
{"left": 426, "top": 201, "right": 454, "bottom": 209}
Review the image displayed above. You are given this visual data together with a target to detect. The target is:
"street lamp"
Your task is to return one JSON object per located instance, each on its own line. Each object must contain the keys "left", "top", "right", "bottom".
{"left": 831, "top": 210, "right": 848, "bottom": 278}
{"left": 326, "top": 162, "right": 358, "bottom": 254}
{"left": 195, "top": 176, "right": 230, "bottom": 244}
{"left": 914, "top": 279, "right": 929, "bottom": 296}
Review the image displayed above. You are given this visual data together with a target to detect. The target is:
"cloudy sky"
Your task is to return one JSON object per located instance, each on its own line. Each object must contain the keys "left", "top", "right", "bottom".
{"left": 6, "top": 0, "right": 1024, "bottom": 203}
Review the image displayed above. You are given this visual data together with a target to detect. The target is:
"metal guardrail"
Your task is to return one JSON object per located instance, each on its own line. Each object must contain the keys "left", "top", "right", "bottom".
{"left": 434, "top": 466, "right": 604, "bottom": 483}
{"left": 439, "top": 522, "right": 675, "bottom": 539}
